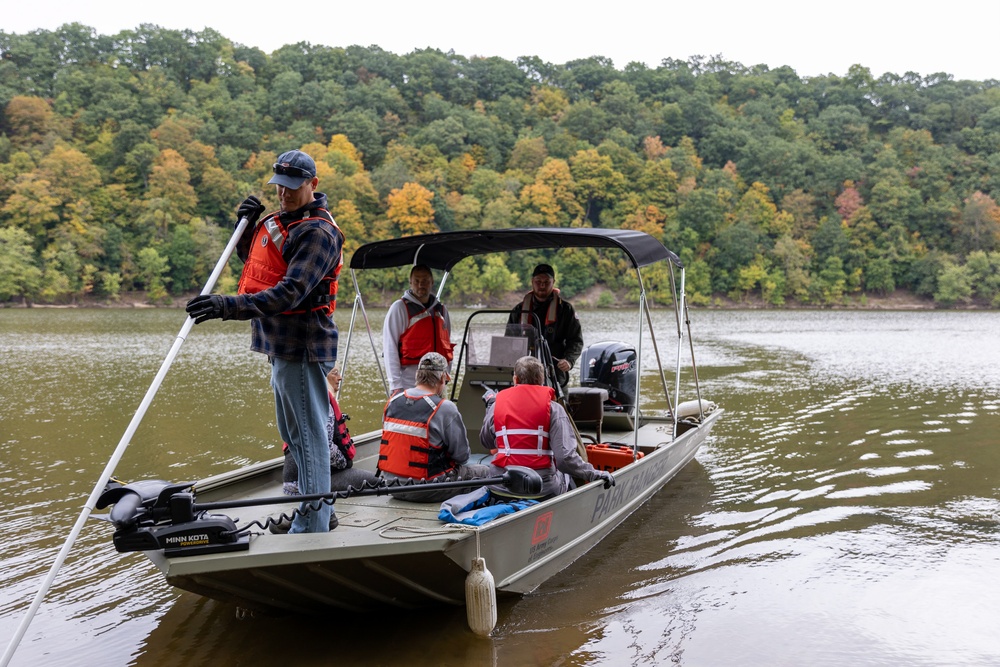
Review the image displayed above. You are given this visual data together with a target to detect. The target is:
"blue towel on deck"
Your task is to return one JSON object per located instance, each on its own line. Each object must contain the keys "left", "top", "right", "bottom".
{"left": 438, "top": 488, "right": 538, "bottom": 526}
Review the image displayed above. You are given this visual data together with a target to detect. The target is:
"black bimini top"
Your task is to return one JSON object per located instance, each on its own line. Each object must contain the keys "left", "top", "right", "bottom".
{"left": 349, "top": 227, "right": 682, "bottom": 272}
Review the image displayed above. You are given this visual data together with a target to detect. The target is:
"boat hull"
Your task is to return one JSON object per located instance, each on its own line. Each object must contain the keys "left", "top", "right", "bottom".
{"left": 456, "top": 410, "right": 721, "bottom": 595}
{"left": 145, "top": 409, "right": 721, "bottom": 614}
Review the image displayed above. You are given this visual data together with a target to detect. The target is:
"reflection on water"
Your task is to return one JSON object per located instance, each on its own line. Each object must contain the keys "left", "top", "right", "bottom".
{"left": 2, "top": 309, "right": 1000, "bottom": 666}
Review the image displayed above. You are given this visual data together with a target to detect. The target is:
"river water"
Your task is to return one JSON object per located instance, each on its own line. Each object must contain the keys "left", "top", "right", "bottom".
{"left": 1, "top": 308, "right": 999, "bottom": 666}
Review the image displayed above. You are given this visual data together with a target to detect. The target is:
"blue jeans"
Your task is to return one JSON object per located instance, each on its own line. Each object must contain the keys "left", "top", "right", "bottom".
{"left": 271, "top": 355, "right": 334, "bottom": 533}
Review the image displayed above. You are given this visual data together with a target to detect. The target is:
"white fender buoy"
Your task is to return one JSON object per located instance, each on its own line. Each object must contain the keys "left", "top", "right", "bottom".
{"left": 465, "top": 556, "right": 497, "bottom": 636}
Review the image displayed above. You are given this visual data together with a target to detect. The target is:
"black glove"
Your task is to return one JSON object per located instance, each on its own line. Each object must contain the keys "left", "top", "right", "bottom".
{"left": 186, "top": 294, "right": 226, "bottom": 324}
{"left": 595, "top": 470, "right": 615, "bottom": 489}
{"left": 236, "top": 195, "right": 265, "bottom": 227}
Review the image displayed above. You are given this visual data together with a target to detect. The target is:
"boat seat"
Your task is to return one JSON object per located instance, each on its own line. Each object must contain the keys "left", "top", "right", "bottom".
{"left": 565, "top": 387, "right": 609, "bottom": 442}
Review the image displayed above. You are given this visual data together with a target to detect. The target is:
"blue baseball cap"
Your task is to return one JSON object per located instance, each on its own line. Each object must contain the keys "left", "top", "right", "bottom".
{"left": 268, "top": 150, "right": 317, "bottom": 189}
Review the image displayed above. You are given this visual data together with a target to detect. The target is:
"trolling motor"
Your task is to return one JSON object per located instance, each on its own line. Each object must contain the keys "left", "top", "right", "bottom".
{"left": 96, "top": 479, "right": 249, "bottom": 557}
{"left": 97, "top": 466, "right": 543, "bottom": 558}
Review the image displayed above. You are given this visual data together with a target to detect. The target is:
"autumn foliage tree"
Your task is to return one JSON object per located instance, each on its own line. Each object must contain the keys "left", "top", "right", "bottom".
{"left": 0, "top": 24, "right": 999, "bottom": 308}
{"left": 386, "top": 182, "right": 436, "bottom": 236}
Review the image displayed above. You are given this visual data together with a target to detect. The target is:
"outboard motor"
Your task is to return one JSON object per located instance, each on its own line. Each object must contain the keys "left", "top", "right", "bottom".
{"left": 96, "top": 479, "right": 248, "bottom": 556}
{"left": 580, "top": 341, "right": 637, "bottom": 412}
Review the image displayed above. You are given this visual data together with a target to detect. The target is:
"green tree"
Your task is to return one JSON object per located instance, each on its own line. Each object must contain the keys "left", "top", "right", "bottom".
{"left": 965, "top": 250, "right": 1000, "bottom": 304}
{"left": 636, "top": 158, "right": 679, "bottom": 212}
{"left": 811, "top": 256, "right": 848, "bottom": 305}
{"left": 713, "top": 221, "right": 766, "bottom": 293}
{"left": 0, "top": 226, "right": 42, "bottom": 302}
{"left": 479, "top": 254, "right": 521, "bottom": 300}
{"left": 954, "top": 192, "right": 1000, "bottom": 254}
{"left": 934, "top": 261, "right": 973, "bottom": 306}
{"left": 864, "top": 257, "right": 896, "bottom": 294}
{"left": 771, "top": 234, "right": 813, "bottom": 300}
{"left": 166, "top": 223, "right": 197, "bottom": 293}
{"left": 136, "top": 246, "right": 170, "bottom": 303}
{"left": 38, "top": 241, "right": 81, "bottom": 302}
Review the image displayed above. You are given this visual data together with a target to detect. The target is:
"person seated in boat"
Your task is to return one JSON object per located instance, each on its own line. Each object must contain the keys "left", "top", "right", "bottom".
{"left": 507, "top": 263, "right": 583, "bottom": 395}
{"left": 379, "top": 352, "right": 493, "bottom": 502}
{"left": 481, "top": 355, "right": 614, "bottom": 498}
{"left": 273, "top": 367, "right": 379, "bottom": 533}
{"left": 281, "top": 367, "right": 379, "bottom": 494}
{"left": 382, "top": 264, "right": 454, "bottom": 392}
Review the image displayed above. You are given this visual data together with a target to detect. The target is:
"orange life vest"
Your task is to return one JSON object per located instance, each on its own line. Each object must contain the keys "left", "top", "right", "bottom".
{"left": 236, "top": 208, "right": 343, "bottom": 315}
{"left": 399, "top": 298, "right": 454, "bottom": 365}
{"left": 491, "top": 384, "right": 556, "bottom": 470}
{"left": 379, "top": 390, "right": 456, "bottom": 479}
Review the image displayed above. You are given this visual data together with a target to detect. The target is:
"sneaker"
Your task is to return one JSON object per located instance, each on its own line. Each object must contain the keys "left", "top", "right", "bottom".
{"left": 268, "top": 513, "right": 338, "bottom": 533}
{"left": 268, "top": 516, "right": 292, "bottom": 534}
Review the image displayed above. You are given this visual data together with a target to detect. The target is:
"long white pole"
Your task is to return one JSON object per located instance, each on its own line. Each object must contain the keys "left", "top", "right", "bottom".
{"left": 0, "top": 218, "right": 250, "bottom": 667}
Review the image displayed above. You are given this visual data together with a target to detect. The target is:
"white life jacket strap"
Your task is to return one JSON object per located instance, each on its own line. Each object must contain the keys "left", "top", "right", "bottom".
{"left": 495, "top": 426, "right": 551, "bottom": 455}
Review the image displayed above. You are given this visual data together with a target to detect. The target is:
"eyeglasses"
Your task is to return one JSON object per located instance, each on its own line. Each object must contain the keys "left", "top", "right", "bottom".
{"left": 272, "top": 163, "right": 313, "bottom": 179}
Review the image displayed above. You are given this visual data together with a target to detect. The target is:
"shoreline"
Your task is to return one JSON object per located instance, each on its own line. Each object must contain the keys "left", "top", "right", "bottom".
{"left": 6, "top": 288, "right": 984, "bottom": 311}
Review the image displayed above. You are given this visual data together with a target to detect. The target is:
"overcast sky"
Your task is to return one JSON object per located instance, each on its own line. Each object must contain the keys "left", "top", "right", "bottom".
{"left": 6, "top": 0, "right": 1000, "bottom": 82}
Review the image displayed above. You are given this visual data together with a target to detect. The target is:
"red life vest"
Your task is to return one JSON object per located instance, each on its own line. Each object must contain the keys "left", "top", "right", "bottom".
{"left": 379, "top": 390, "right": 457, "bottom": 479}
{"left": 281, "top": 392, "right": 354, "bottom": 463}
{"left": 236, "top": 208, "right": 343, "bottom": 315}
{"left": 330, "top": 394, "right": 355, "bottom": 461}
{"left": 491, "top": 384, "right": 556, "bottom": 470}
{"left": 398, "top": 299, "right": 454, "bottom": 365}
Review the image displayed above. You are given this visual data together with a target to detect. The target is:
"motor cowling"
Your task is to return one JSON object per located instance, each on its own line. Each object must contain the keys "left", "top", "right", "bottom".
{"left": 96, "top": 479, "right": 248, "bottom": 556}
{"left": 579, "top": 341, "right": 637, "bottom": 412}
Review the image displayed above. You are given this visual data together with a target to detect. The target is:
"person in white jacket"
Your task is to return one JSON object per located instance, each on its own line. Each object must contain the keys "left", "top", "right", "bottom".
{"left": 382, "top": 265, "right": 454, "bottom": 392}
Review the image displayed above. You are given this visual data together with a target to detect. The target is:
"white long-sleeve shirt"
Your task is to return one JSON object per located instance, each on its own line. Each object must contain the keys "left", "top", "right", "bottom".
{"left": 382, "top": 290, "right": 453, "bottom": 391}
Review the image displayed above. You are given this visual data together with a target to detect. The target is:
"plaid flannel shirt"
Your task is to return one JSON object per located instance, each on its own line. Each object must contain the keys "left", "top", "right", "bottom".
{"left": 226, "top": 193, "right": 343, "bottom": 362}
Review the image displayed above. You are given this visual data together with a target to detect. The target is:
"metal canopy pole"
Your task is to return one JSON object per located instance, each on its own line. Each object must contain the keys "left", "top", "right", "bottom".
{"left": 633, "top": 270, "right": 645, "bottom": 454}
{"left": 346, "top": 269, "right": 389, "bottom": 399}
{"left": 672, "top": 267, "right": 687, "bottom": 433}
{"left": 683, "top": 294, "right": 706, "bottom": 420}
{"left": 436, "top": 269, "right": 450, "bottom": 300}
{"left": 643, "top": 302, "right": 676, "bottom": 419}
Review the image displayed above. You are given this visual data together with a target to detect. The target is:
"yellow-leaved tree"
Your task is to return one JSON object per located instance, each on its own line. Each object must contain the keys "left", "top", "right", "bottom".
{"left": 386, "top": 182, "right": 436, "bottom": 237}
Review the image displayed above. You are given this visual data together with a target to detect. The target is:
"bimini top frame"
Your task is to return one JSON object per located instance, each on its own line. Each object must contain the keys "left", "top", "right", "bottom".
{"left": 349, "top": 227, "right": 682, "bottom": 273}
{"left": 339, "top": 227, "right": 700, "bottom": 441}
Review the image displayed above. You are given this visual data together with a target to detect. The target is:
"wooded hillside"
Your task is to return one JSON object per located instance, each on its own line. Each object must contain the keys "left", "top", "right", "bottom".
{"left": 2, "top": 24, "right": 999, "bottom": 307}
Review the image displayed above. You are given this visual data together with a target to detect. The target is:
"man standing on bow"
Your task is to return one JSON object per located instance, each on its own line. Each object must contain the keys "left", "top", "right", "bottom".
{"left": 382, "top": 264, "right": 454, "bottom": 392}
{"left": 186, "top": 149, "right": 344, "bottom": 534}
{"left": 507, "top": 263, "right": 583, "bottom": 394}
